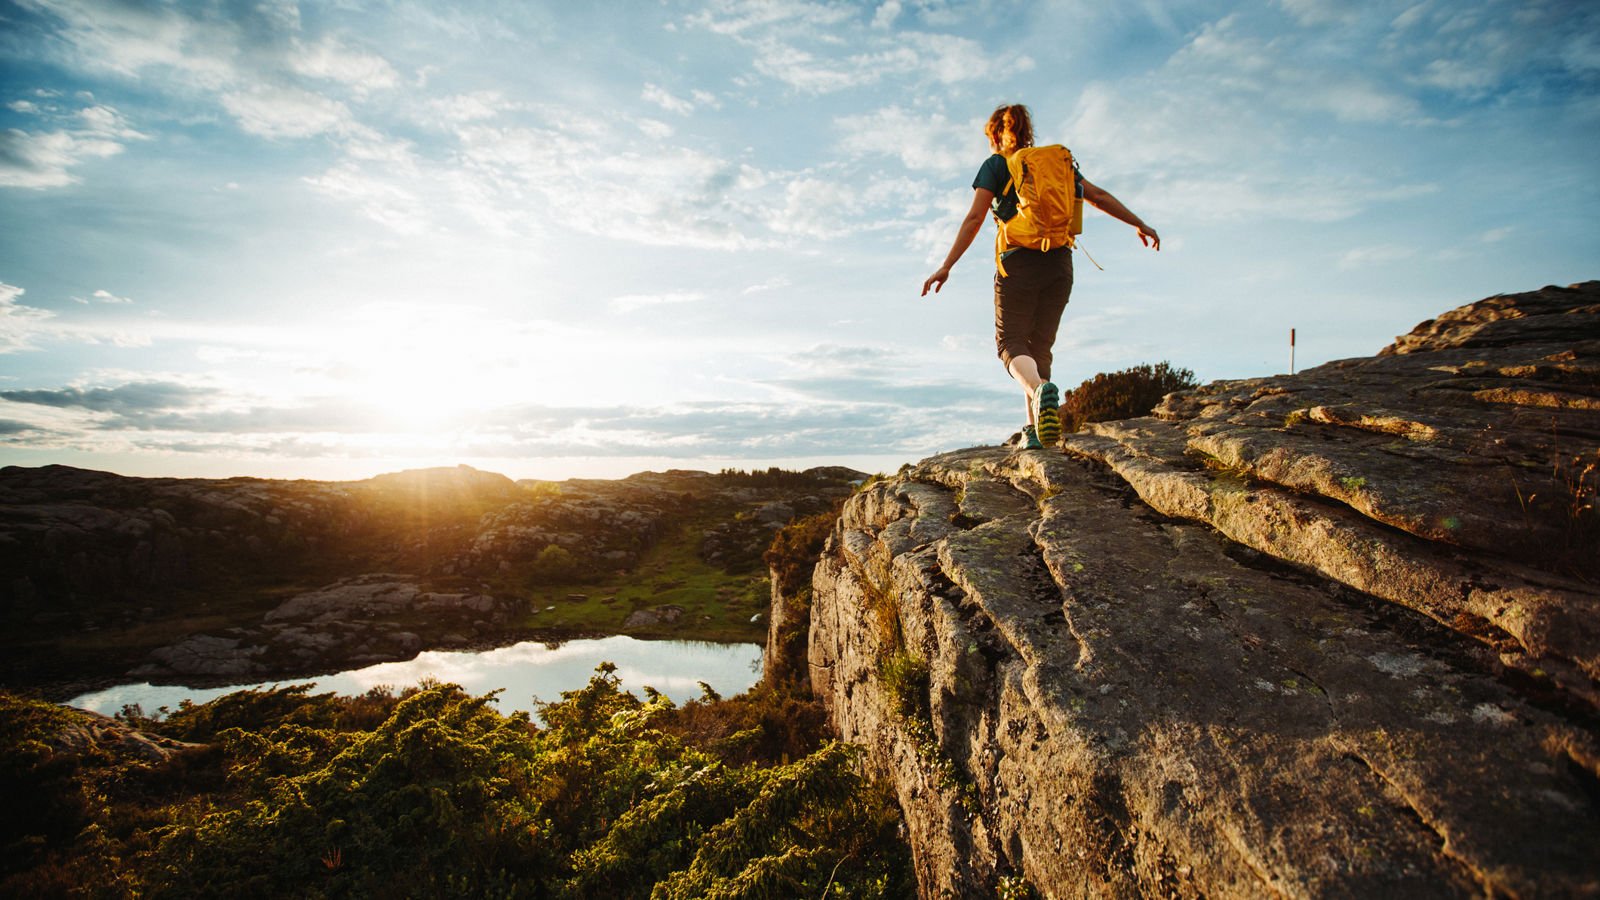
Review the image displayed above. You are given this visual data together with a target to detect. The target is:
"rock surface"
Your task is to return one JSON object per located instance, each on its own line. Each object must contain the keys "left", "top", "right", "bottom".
{"left": 134, "top": 575, "right": 511, "bottom": 679}
{"left": 805, "top": 283, "right": 1599, "bottom": 898}
{"left": 48, "top": 709, "right": 206, "bottom": 765}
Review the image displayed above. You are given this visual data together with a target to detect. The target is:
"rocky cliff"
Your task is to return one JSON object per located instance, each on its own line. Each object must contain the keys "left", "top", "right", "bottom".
{"left": 803, "top": 282, "right": 1599, "bottom": 897}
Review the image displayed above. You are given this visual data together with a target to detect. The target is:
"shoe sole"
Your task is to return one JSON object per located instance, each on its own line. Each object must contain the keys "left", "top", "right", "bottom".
{"left": 1035, "top": 382, "right": 1062, "bottom": 446}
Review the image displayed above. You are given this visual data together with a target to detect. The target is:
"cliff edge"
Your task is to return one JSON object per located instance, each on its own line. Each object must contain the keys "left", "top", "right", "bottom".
{"left": 803, "top": 282, "right": 1599, "bottom": 897}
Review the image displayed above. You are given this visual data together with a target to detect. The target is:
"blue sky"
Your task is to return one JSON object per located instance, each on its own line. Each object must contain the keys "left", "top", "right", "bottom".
{"left": 1, "top": 0, "right": 1595, "bottom": 480}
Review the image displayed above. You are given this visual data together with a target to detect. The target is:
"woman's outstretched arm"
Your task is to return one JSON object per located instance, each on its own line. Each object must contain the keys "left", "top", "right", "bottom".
{"left": 1081, "top": 179, "right": 1160, "bottom": 250}
{"left": 922, "top": 187, "right": 997, "bottom": 296}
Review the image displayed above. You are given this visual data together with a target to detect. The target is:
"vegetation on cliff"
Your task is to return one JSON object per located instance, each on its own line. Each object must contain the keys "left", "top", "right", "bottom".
{"left": 1, "top": 671, "right": 913, "bottom": 898}
{"left": 1060, "top": 361, "right": 1197, "bottom": 433}
{"left": 758, "top": 503, "right": 844, "bottom": 691}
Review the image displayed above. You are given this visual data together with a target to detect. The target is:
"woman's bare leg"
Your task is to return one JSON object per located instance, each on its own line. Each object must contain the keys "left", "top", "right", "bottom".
{"left": 1008, "top": 355, "right": 1044, "bottom": 424}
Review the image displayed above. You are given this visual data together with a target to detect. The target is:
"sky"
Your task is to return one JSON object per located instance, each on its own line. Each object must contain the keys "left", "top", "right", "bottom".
{"left": 1, "top": 0, "right": 1595, "bottom": 482}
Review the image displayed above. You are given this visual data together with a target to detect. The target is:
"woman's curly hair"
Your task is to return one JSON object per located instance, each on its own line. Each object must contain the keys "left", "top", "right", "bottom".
{"left": 985, "top": 103, "right": 1033, "bottom": 155}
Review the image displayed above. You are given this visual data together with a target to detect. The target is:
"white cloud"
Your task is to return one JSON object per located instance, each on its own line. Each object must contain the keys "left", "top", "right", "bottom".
{"left": 14, "top": 0, "right": 300, "bottom": 87}
{"left": 751, "top": 40, "right": 866, "bottom": 93}
{"left": 419, "top": 92, "right": 514, "bottom": 127}
{"left": 304, "top": 162, "right": 428, "bottom": 235}
{"left": 1275, "top": 0, "right": 1363, "bottom": 26}
{"left": 689, "top": 2, "right": 1008, "bottom": 95}
{"left": 438, "top": 119, "right": 785, "bottom": 249}
{"left": 76, "top": 104, "right": 143, "bottom": 137}
{"left": 1387, "top": 1, "right": 1600, "bottom": 100}
{"left": 0, "top": 128, "right": 122, "bottom": 188}
{"left": 289, "top": 36, "right": 400, "bottom": 96}
{"left": 1338, "top": 244, "right": 1416, "bottom": 269}
{"left": 642, "top": 83, "right": 695, "bottom": 115}
{"left": 1058, "top": 11, "right": 1461, "bottom": 227}
{"left": 220, "top": 87, "right": 353, "bottom": 139}
{"left": 610, "top": 291, "right": 706, "bottom": 313}
{"left": 771, "top": 176, "right": 854, "bottom": 238}
{"left": 18, "top": 0, "right": 409, "bottom": 175}
{"left": 0, "top": 100, "right": 146, "bottom": 188}
{"left": 837, "top": 106, "right": 974, "bottom": 175}
{"left": 73, "top": 289, "right": 133, "bottom": 304}
{"left": 637, "top": 118, "right": 674, "bottom": 139}
{"left": 749, "top": 31, "right": 1007, "bottom": 94}
{"left": 743, "top": 276, "right": 792, "bottom": 294}
{"left": 0, "top": 282, "right": 55, "bottom": 353}
{"left": 685, "top": 0, "right": 855, "bottom": 37}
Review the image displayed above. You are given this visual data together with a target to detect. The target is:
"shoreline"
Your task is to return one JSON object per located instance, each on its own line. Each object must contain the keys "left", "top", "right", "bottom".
{"left": 17, "top": 626, "right": 766, "bottom": 706}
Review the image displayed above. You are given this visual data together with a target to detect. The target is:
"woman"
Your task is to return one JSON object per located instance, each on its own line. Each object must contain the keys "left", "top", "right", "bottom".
{"left": 922, "top": 103, "right": 1160, "bottom": 449}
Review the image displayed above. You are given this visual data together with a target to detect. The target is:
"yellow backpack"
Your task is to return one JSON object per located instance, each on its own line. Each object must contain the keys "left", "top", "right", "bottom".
{"left": 994, "top": 144, "right": 1083, "bottom": 277}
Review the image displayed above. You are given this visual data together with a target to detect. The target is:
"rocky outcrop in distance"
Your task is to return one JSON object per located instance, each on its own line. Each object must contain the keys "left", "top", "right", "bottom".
{"left": 802, "top": 282, "right": 1599, "bottom": 897}
{"left": 133, "top": 575, "right": 510, "bottom": 679}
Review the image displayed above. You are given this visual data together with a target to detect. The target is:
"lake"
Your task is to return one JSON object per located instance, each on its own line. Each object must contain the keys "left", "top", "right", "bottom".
{"left": 68, "top": 635, "right": 765, "bottom": 719}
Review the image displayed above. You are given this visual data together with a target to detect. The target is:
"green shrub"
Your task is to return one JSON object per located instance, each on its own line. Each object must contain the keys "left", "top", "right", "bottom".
{"left": 0, "top": 670, "right": 914, "bottom": 899}
{"left": 1061, "top": 361, "right": 1198, "bottom": 432}
{"left": 529, "top": 544, "right": 581, "bottom": 583}
{"left": 762, "top": 504, "right": 842, "bottom": 599}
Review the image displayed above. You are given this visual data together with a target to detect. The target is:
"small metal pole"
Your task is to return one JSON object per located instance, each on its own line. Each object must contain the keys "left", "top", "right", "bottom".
{"left": 1290, "top": 327, "right": 1296, "bottom": 375}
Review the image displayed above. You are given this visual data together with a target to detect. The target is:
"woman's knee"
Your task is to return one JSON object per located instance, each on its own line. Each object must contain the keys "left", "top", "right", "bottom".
{"left": 996, "top": 337, "right": 1033, "bottom": 372}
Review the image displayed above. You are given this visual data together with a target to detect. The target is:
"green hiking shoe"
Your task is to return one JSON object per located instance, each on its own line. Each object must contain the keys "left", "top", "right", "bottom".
{"left": 1020, "top": 424, "right": 1044, "bottom": 450}
{"left": 1033, "top": 381, "right": 1062, "bottom": 446}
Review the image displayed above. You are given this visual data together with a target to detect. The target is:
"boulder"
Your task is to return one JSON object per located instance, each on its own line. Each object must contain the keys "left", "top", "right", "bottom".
{"left": 50, "top": 709, "right": 206, "bottom": 765}
{"left": 264, "top": 575, "right": 421, "bottom": 623}
{"left": 149, "top": 635, "right": 266, "bottom": 677}
{"left": 623, "top": 604, "right": 686, "bottom": 628}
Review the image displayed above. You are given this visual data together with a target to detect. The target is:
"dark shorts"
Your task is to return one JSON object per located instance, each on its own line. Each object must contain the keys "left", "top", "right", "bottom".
{"left": 994, "top": 247, "right": 1073, "bottom": 379}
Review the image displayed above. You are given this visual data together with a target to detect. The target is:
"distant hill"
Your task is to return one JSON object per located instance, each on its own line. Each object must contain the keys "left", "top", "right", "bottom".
{"left": 0, "top": 463, "right": 862, "bottom": 693}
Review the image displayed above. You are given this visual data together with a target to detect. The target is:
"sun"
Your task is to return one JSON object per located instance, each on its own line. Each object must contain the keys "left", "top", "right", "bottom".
{"left": 325, "top": 302, "right": 594, "bottom": 432}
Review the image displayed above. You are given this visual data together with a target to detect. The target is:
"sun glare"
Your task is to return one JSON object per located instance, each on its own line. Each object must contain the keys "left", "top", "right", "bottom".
{"left": 330, "top": 304, "right": 572, "bottom": 429}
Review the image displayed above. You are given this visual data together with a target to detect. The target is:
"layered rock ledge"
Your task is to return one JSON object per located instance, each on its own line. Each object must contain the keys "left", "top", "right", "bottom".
{"left": 805, "top": 283, "right": 1599, "bottom": 897}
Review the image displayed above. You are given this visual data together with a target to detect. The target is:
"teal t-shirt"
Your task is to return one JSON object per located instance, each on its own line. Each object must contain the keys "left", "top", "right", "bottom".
{"left": 973, "top": 153, "right": 1018, "bottom": 221}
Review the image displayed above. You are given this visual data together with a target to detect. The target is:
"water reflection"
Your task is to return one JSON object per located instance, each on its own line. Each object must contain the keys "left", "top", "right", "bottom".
{"left": 69, "top": 636, "right": 764, "bottom": 720}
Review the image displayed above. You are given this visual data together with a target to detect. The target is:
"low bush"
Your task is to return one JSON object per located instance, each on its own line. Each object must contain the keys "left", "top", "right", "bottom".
{"left": 1061, "top": 361, "right": 1198, "bottom": 432}
{"left": 0, "top": 670, "right": 914, "bottom": 899}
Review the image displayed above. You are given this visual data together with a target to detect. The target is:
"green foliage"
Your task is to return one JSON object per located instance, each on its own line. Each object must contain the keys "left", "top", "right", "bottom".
{"left": 877, "top": 652, "right": 977, "bottom": 815}
{"left": 658, "top": 685, "right": 830, "bottom": 767}
{"left": 997, "top": 874, "right": 1039, "bottom": 899}
{"left": 1061, "top": 361, "right": 1198, "bottom": 433}
{"left": 762, "top": 504, "right": 841, "bottom": 599}
{"left": 529, "top": 544, "right": 582, "bottom": 584}
{"left": 149, "top": 683, "right": 338, "bottom": 742}
{"left": 878, "top": 652, "right": 931, "bottom": 723}
{"left": 759, "top": 504, "right": 845, "bottom": 689}
{"left": 0, "top": 671, "right": 914, "bottom": 899}
{"left": 0, "top": 694, "right": 92, "bottom": 881}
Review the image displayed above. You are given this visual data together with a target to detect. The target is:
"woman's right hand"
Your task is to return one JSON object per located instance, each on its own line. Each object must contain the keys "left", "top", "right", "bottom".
{"left": 922, "top": 266, "right": 951, "bottom": 296}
